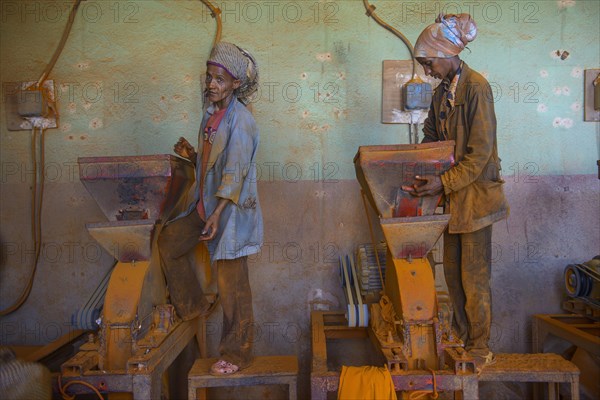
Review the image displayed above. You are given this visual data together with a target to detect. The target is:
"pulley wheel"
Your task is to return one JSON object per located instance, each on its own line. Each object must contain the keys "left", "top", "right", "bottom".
{"left": 565, "top": 264, "right": 591, "bottom": 297}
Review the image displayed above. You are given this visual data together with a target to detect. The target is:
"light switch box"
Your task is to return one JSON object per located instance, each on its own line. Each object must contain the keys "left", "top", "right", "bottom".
{"left": 4, "top": 80, "right": 58, "bottom": 130}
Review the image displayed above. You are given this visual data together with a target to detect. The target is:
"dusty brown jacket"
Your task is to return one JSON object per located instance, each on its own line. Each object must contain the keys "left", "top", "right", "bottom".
{"left": 422, "top": 62, "right": 509, "bottom": 233}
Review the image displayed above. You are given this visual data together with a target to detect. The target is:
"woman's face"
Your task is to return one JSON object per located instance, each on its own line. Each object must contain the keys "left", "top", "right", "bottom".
{"left": 205, "top": 64, "right": 240, "bottom": 108}
{"left": 416, "top": 57, "right": 454, "bottom": 80}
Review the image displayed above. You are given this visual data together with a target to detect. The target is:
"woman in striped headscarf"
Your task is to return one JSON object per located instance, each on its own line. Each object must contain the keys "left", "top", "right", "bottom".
{"left": 404, "top": 14, "right": 509, "bottom": 373}
{"left": 159, "top": 42, "right": 262, "bottom": 374}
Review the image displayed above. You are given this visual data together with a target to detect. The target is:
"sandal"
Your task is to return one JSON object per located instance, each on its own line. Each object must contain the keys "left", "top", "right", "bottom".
{"left": 210, "top": 359, "right": 239, "bottom": 375}
{"left": 469, "top": 351, "right": 496, "bottom": 375}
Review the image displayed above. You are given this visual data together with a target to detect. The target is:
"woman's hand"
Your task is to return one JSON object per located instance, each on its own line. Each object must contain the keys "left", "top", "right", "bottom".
{"left": 402, "top": 175, "right": 444, "bottom": 197}
{"left": 198, "top": 198, "right": 230, "bottom": 241}
{"left": 174, "top": 137, "right": 196, "bottom": 162}
{"left": 199, "top": 212, "right": 220, "bottom": 241}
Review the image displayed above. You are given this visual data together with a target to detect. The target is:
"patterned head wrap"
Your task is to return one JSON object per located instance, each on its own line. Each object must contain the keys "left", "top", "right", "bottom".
{"left": 207, "top": 42, "right": 259, "bottom": 104}
{"left": 414, "top": 14, "right": 478, "bottom": 58}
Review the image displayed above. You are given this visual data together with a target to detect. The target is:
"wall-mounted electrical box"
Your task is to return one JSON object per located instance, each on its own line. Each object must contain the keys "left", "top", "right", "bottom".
{"left": 382, "top": 60, "right": 439, "bottom": 124}
{"left": 4, "top": 80, "right": 58, "bottom": 130}
{"left": 403, "top": 80, "right": 433, "bottom": 110}
{"left": 584, "top": 69, "right": 600, "bottom": 122}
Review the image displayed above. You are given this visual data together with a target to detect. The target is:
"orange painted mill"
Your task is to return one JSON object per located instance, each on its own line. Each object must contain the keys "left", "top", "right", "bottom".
{"left": 353, "top": 141, "right": 467, "bottom": 371}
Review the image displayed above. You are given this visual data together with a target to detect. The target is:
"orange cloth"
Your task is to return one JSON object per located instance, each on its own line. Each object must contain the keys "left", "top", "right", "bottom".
{"left": 337, "top": 365, "right": 397, "bottom": 400}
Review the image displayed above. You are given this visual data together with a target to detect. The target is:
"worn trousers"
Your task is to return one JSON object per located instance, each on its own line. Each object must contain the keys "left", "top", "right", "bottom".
{"left": 157, "top": 211, "right": 209, "bottom": 321}
{"left": 158, "top": 211, "right": 254, "bottom": 367}
{"left": 443, "top": 225, "right": 492, "bottom": 354}
{"left": 217, "top": 257, "right": 254, "bottom": 368}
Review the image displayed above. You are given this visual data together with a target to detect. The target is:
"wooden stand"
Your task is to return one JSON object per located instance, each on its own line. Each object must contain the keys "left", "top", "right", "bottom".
{"left": 187, "top": 355, "right": 298, "bottom": 400}
{"left": 310, "top": 311, "right": 479, "bottom": 400}
{"left": 533, "top": 313, "right": 599, "bottom": 399}
{"left": 533, "top": 314, "right": 600, "bottom": 357}
{"left": 479, "top": 353, "right": 580, "bottom": 400}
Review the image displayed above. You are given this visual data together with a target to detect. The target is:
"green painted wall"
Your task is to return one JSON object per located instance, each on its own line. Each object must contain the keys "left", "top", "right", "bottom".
{"left": 1, "top": 0, "right": 598, "bottom": 183}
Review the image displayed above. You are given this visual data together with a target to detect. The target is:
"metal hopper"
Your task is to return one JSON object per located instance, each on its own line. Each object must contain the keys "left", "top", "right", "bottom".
{"left": 354, "top": 141, "right": 455, "bottom": 259}
{"left": 78, "top": 154, "right": 194, "bottom": 262}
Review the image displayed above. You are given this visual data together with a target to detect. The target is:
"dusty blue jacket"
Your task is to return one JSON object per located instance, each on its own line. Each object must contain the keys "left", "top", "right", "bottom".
{"left": 181, "top": 99, "right": 263, "bottom": 262}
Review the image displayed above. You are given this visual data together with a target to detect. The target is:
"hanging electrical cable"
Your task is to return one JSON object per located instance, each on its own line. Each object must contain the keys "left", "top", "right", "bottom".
{"left": 1, "top": 0, "right": 82, "bottom": 316}
{"left": 36, "top": 0, "right": 83, "bottom": 88}
{"left": 0, "top": 128, "right": 44, "bottom": 316}
{"left": 200, "top": 0, "right": 222, "bottom": 46}
{"left": 363, "top": 0, "right": 417, "bottom": 78}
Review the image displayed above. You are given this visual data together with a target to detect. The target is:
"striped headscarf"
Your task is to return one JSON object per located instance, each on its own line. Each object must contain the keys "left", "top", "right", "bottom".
{"left": 207, "top": 42, "right": 259, "bottom": 104}
{"left": 414, "top": 14, "right": 478, "bottom": 58}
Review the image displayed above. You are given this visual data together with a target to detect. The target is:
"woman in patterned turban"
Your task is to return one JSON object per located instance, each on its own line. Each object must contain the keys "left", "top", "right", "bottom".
{"left": 159, "top": 42, "right": 263, "bottom": 375}
{"left": 405, "top": 14, "right": 509, "bottom": 373}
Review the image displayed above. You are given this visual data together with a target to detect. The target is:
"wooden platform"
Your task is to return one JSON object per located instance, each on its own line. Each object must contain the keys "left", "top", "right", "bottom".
{"left": 479, "top": 353, "right": 580, "bottom": 400}
{"left": 311, "top": 311, "right": 582, "bottom": 400}
{"left": 187, "top": 355, "right": 298, "bottom": 400}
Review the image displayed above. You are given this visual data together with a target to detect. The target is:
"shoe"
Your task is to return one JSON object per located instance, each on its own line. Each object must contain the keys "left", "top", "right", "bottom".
{"left": 469, "top": 350, "right": 496, "bottom": 375}
{"left": 210, "top": 359, "right": 239, "bottom": 375}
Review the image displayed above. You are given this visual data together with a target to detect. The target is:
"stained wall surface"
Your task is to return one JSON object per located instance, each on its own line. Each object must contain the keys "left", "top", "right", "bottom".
{"left": 1, "top": 0, "right": 599, "bottom": 396}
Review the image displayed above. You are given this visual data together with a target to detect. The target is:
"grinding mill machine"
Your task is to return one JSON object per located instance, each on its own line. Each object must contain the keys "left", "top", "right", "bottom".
{"left": 59, "top": 155, "right": 199, "bottom": 399}
{"left": 354, "top": 141, "right": 467, "bottom": 372}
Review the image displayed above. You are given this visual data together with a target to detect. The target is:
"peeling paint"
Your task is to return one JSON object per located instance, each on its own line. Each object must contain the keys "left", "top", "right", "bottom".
{"left": 67, "top": 102, "right": 77, "bottom": 114}
{"left": 537, "top": 104, "right": 547, "bottom": 113}
{"left": 562, "top": 86, "right": 571, "bottom": 96}
{"left": 553, "top": 87, "right": 563, "bottom": 95}
{"left": 60, "top": 123, "right": 72, "bottom": 132}
{"left": 75, "top": 61, "right": 90, "bottom": 70}
{"left": 89, "top": 118, "right": 103, "bottom": 130}
{"left": 570, "top": 67, "right": 583, "bottom": 78}
{"left": 316, "top": 52, "right": 332, "bottom": 62}
{"left": 552, "top": 117, "right": 562, "bottom": 127}
{"left": 539, "top": 70, "right": 549, "bottom": 78}
{"left": 550, "top": 49, "right": 570, "bottom": 60}
{"left": 570, "top": 102, "right": 581, "bottom": 112}
{"left": 560, "top": 118, "right": 574, "bottom": 128}
{"left": 551, "top": 117, "right": 574, "bottom": 129}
